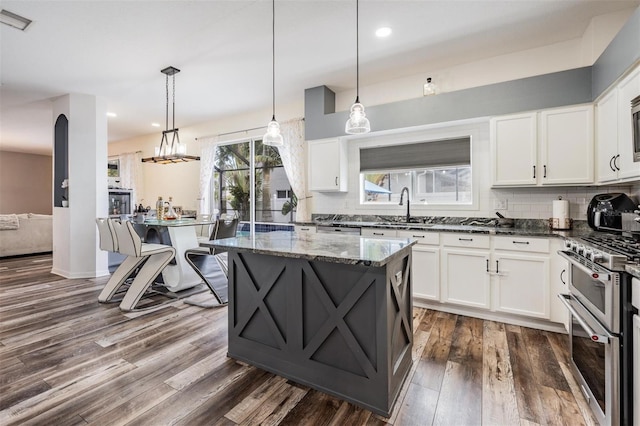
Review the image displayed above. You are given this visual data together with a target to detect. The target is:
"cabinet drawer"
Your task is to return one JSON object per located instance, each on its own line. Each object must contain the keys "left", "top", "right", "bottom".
{"left": 441, "top": 233, "right": 490, "bottom": 249}
{"left": 493, "top": 236, "right": 549, "bottom": 253}
{"left": 294, "top": 225, "right": 316, "bottom": 233}
{"left": 361, "top": 228, "right": 397, "bottom": 238}
{"left": 397, "top": 230, "right": 439, "bottom": 245}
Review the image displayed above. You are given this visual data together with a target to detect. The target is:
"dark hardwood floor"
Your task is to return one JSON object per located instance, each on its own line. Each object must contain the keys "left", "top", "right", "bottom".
{"left": 0, "top": 254, "right": 598, "bottom": 425}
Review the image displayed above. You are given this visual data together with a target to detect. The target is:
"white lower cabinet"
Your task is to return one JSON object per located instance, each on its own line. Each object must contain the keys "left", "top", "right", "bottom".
{"left": 398, "top": 230, "right": 440, "bottom": 301}
{"left": 440, "top": 233, "right": 491, "bottom": 308}
{"left": 441, "top": 248, "right": 491, "bottom": 309}
{"left": 492, "top": 252, "right": 549, "bottom": 318}
{"left": 549, "top": 238, "right": 569, "bottom": 330}
{"left": 439, "top": 233, "right": 554, "bottom": 323}
{"left": 492, "top": 236, "right": 551, "bottom": 320}
{"left": 359, "top": 229, "right": 561, "bottom": 326}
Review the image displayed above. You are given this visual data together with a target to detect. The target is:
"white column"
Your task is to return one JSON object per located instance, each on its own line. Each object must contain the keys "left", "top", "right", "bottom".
{"left": 52, "top": 94, "right": 109, "bottom": 278}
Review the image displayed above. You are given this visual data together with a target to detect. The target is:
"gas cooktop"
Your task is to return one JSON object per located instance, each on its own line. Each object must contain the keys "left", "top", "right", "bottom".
{"left": 564, "top": 232, "right": 640, "bottom": 272}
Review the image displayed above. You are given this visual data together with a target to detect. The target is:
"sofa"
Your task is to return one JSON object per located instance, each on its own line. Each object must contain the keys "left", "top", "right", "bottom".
{"left": 0, "top": 213, "right": 53, "bottom": 257}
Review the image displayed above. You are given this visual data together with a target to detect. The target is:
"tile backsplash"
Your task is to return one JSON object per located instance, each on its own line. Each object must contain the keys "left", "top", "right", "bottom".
{"left": 491, "top": 183, "right": 639, "bottom": 220}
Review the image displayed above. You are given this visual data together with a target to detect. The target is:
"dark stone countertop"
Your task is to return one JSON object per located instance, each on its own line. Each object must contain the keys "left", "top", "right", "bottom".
{"left": 299, "top": 215, "right": 593, "bottom": 239}
{"left": 202, "top": 231, "right": 416, "bottom": 267}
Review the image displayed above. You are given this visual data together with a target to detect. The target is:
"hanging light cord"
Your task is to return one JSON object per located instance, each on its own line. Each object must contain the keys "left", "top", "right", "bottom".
{"left": 271, "top": 0, "right": 276, "bottom": 121}
{"left": 172, "top": 73, "right": 176, "bottom": 130}
{"left": 355, "top": 0, "right": 360, "bottom": 104}
{"left": 165, "top": 73, "right": 169, "bottom": 132}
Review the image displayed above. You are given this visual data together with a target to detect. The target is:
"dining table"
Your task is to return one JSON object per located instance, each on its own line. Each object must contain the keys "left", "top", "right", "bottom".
{"left": 134, "top": 218, "right": 215, "bottom": 293}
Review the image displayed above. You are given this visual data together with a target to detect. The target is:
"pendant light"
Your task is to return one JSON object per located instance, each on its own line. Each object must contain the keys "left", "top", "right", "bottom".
{"left": 142, "top": 66, "right": 200, "bottom": 164}
{"left": 345, "top": 0, "right": 370, "bottom": 135}
{"left": 263, "top": 0, "right": 284, "bottom": 147}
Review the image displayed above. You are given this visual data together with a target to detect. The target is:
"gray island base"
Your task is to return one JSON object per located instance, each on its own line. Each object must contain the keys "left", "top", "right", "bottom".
{"left": 204, "top": 231, "right": 417, "bottom": 416}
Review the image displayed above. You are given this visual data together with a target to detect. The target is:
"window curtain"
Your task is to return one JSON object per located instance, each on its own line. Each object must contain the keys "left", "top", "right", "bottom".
{"left": 198, "top": 136, "right": 219, "bottom": 215}
{"left": 279, "top": 118, "right": 310, "bottom": 222}
{"left": 117, "top": 151, "right": 143, "bottom": 206}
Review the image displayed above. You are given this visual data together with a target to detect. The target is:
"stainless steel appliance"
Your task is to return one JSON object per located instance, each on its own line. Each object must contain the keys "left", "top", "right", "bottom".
{"left": 558, "top": 232, "right": 637, "bottom": 425}
{"left": 632, "top": 95, "right": 640, "bottom": 163}
{"left": 587, "top": 193, "right": 636, "bottom": 232}
{"left": 109, "top": 189, "right": 133, "bottom": 217}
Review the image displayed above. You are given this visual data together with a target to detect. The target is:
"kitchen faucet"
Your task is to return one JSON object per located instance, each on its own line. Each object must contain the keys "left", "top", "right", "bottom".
{"left": 399, "top": 187, "right": 410, "bottom": 222}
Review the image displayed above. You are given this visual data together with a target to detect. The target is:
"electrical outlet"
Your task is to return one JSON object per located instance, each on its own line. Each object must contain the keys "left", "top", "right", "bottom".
{"left": 493, "top": 199, "right": 508, "bottom": 210}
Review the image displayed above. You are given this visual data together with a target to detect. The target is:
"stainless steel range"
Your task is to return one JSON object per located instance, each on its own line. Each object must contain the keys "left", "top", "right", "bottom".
{"left": 559, "top": 232, "right": 638, "bottom": 426}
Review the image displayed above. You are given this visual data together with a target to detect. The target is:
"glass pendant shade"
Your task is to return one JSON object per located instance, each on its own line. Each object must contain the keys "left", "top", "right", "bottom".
{"left": 264, "top": 0, "right": 284, "bottom": 148}
{"left": 345, "top": 0, "right": 370, "bottom": 135}
{"left": 263, "top": 118, "right": 284, "bottom": 146}
{"left": 345, "top": 101, "right": 370, "bottom": 134}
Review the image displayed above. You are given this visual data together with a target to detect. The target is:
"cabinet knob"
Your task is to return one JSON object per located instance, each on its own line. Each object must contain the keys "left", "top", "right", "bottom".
{"left": 533, "top": 165, "right": 536, "bottom": 179}
{"left": 614, "top": 154, "right": 620, "bottom": 171}
{"left": 335, "top": 177, "right": 338, "bottom": 186}
{"left": 609, "top": 156, "right": 616, "bottom": 172}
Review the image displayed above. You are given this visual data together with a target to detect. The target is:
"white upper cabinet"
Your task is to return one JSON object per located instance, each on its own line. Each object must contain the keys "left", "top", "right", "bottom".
{"left": 490, "top": 113, "right": 537, "bottom": 186}
{"left": 539, "top": 104, "right": 594, "bottom": 185}
{"left": 308, "top": 138, "right": 348, "bottom": 192}
{"left": 491, "top": 105, "right": 594, "bottom": 187}
{"left": 596, "top": 65, "right": 640, "bottom": 183}
{"left": 596, "top": 88, "right": 620, "bottom": 182}
{"left": 615, "top": 66, "right": 640, "bottom": 181}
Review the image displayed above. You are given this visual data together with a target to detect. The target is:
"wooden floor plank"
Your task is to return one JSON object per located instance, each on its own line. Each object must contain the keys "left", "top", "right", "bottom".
{"left": 0, "top": 254, "right": 596, "bottom": 426}
{"left": 411, "top": 313, "right": 458, "bottom": 391}
{"left": 432, "top": 361, "right": 482, "bottom": 426}
{"left": 482, "top": 321, "right": 519, "bottom": 426}
{"left": 506, "top": 328, "right": 546, "bottom": 424}
{"left": 521, "top": 327, "right": 570, "bottom": 392}
{"left": 539, "top": 385, "right": 587, "bottom": 426}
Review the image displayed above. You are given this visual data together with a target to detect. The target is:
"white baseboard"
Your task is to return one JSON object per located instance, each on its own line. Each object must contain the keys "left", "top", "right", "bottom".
{"left": 413, "top": 297, "right": 567, "bottom": 334}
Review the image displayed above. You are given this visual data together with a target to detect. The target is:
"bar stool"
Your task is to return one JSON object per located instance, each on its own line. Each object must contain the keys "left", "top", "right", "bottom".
{"left": 111, "top": 219, "right": 176, "bottom": 311}
{"left": 96, "top": 218, "right": 146, "bottom": 303}
{"left": 184, "top": 218, "right": 238, "bottom": 305}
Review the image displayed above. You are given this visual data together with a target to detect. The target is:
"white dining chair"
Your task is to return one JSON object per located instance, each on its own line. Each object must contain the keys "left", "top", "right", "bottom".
{"left": 110, "top": 219, "right": 176, "bottom": 311}
{"left": 96, "top": 218, "right": 147, "bottom": 303}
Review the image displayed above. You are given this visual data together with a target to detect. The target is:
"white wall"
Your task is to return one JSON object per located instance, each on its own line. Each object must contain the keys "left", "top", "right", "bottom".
{"left": 108, "top": 100, "right": 303, "bottom": 212}
{"left": 308, "top": 119, "right": 636, "bottom": 221}
{"left": 108, "top": 9, "right": 634, "bottom": 220}
{"left": 334, "top": 9, "right": 632, "bottom": 112}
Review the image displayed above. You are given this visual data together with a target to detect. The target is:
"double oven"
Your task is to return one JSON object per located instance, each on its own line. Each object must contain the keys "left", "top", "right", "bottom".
{"left": 559, "top": 234, "right": 638, "bottom": 425}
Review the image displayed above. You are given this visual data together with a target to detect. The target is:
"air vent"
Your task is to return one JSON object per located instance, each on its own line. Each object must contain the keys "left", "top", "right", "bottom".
{"left": 1, "top": 9, "right": 32, "bottom": 31}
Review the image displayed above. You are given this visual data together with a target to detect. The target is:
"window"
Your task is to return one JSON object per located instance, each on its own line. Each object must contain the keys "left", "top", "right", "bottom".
{"left": 210, "top": 139, "right": 294, "bottom": 224}
{"left": 360, "top": 137, "right": 472, "bottom": 205}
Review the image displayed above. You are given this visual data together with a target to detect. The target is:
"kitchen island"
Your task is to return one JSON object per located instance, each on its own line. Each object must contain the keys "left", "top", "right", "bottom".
{"left": 203, "top": 231, "right": 416, "bottom": 416}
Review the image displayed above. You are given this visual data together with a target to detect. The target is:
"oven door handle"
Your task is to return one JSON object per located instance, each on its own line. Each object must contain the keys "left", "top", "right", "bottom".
{"left": 557, "top": 251, "right": 609, "bottom": 284}
{"left": 558, "top": 294, "right": 611, "bottom": 344}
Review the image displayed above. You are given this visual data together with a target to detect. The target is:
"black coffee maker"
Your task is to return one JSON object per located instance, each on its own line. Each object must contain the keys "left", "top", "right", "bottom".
{"left": 587, "top": 193, "right": 637, "bottom": 231}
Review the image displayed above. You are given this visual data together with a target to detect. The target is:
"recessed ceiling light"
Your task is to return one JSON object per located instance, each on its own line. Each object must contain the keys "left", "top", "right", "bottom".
{"left": 0, "top": 9, "right": 32, "bottom": 31}
{"left": 151, "top": 123, "right": 160, "bottom": 127}
{"left": 375, "top": 27, "right": 392, "bottom": 38}
{"left": 106, "top": 112, "right": 117, "bottom": 118}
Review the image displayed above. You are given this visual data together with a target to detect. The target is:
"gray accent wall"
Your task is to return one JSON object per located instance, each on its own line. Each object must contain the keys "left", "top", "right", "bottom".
{"left": 592, "top": 7, "right": 640, "bottom": 98}
{"left": 305, "top": 68, "right": 592, "bottom": 140}
{"left": 305, "top": 8, "right": 639, "bottom": 141}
